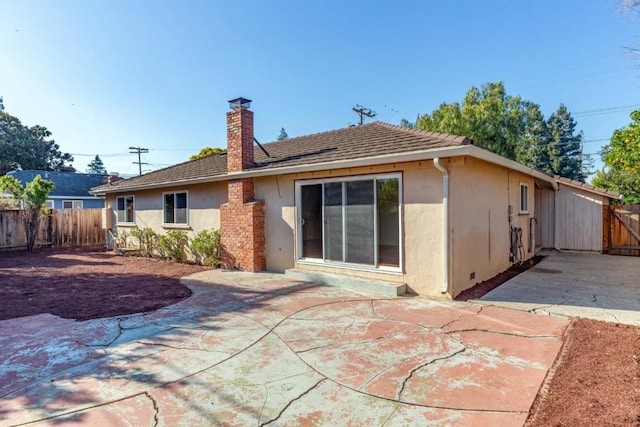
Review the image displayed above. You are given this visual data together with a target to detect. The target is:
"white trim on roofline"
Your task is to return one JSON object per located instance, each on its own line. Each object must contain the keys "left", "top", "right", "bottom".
{"left": 93, "top": 145, "right": 558, "bottom": 195}
{"left": 48, "top": 195, "right": 105, "bottom": 200}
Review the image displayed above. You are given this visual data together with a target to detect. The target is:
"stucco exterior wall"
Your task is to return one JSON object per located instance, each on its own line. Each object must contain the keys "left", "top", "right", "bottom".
{"left": 254, "top": 176, "right": 296, "bottom": 273}
{"left": 448, "top": 157, "right": 535, "bottom": 297}
{"left": 106, "top": 181, "right": 227, "bottom": 241}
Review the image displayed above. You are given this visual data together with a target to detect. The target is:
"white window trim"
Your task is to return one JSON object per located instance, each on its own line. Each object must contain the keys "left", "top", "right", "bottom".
{"left": 162, "top": 190, "right": 189, "bottom": 226}
{"left": 62, "top": 200, "right": 83, "bottom": 209}
{"left": 519, "top": 182, "right": 529, "bottom": 214}
{"left": 116, "top": 195, "right": 136, "bottom": 225}
{"left": 45, "top": 200, "right": 54, "bottom": 209}
{"left": 294, "top": 173, "right": 403, "bottom": 274}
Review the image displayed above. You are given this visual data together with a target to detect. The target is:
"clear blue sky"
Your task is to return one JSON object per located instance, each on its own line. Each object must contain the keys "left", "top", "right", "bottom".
{"left": 1, "top": 0, "right": 639, "bottom": 177}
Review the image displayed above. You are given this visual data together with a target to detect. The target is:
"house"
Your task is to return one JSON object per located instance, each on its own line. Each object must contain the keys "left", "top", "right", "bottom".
{"left": 8, "top": 170, "right": 108, "bottom": 209}
{"left": 92, "top": 98, "right": 559, "bottom": 298}
{"left": 536, "top": 176, "right": 621, "bottom": 252}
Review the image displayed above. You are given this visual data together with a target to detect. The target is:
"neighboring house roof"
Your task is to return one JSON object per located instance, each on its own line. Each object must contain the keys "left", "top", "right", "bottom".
{"left": 554, "top": 175, "right": 622, "bottom": 200}
{"left": 92, "top": 121, "right": 557, "bottom": 194}
{"left": 8, "top": 170, "right": 108, "bottom": 198}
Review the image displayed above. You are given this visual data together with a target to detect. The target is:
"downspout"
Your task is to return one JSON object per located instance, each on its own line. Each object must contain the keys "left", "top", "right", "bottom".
{"left": 433, "top": 158, "right": 449, "bottom": 294}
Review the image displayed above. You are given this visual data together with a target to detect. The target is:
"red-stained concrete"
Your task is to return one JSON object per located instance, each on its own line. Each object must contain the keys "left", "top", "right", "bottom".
{"left": 0, "top": 270, "right": 569, "bottom": 426}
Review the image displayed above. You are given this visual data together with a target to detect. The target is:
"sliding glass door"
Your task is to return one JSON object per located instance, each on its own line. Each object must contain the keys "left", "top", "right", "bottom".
{"left": 297, "top": 174, "right": 401, "bottom": 270}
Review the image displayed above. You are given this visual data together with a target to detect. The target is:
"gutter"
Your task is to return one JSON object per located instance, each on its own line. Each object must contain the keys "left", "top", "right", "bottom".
{"left": 433, "top": 158, "right": 450, "bottom": 294}
{"left": 92, "top": 145, "right": 559, "bottom": 195}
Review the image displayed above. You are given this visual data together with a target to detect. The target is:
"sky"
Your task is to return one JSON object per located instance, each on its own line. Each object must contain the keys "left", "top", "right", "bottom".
{"left": 1, "top": 0, "right": 639, "bottom": 178}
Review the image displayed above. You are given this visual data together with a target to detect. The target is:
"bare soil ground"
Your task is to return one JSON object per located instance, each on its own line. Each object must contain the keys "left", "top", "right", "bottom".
{"left": 1, "top": 247, "right": 638, "bottom": 424}
{"left": 0, "top": 246, "right": 208, "bottom": 321}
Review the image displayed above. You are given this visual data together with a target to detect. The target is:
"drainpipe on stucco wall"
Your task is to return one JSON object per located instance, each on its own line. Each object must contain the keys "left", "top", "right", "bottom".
{"left": 433, "top": 158, "right": 450, "bottom": 294}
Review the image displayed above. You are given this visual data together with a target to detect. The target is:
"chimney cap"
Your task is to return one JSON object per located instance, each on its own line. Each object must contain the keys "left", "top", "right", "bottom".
{"left": 228, "top": 97, "right": 252, "bottom": 110}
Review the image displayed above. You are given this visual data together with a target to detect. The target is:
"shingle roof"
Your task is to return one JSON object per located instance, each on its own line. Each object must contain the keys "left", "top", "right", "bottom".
{"left": 8, "top": 170, "right": 108, "bottom": 198}
{"left": 93, "top": 121, "right": 471, "bottom": 194}
{"left": 554, "top": 175, "right": 622, "bottom": 200}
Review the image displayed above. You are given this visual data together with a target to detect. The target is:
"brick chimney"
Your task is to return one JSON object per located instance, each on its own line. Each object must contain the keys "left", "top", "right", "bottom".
{"left": 220, "top": 97, "right": 266, "bottom": 271}
{"left": 226, "top": 97, "right": 254, "bottom": 172}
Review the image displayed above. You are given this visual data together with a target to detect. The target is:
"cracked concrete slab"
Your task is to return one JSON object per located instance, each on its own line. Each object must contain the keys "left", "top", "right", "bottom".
{"left": 480, "top": 252, "right": 640, "bottom": 326}
{"left": 1, "top": 269, "right": 569, "bottom": 426}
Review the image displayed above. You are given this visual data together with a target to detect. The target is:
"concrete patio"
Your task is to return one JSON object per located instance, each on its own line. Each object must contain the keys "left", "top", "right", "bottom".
{"left": 0, "top": 270, "right": 569, "bottom": 426}
{"left": 480, "top": 251, "right": 640, "bottom": 326}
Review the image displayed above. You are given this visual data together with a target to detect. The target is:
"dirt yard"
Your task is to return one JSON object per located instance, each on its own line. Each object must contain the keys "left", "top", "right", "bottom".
{"left": 0, "top": 246, "right": 208, "bottom": 321}
{"left": 0, "top": 247, "right": 638, "bottom": 425}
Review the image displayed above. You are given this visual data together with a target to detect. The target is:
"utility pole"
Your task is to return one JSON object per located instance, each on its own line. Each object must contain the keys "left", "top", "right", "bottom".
{"left": 129, "top": 146, "right": 149, "bottom": 176}
{"left": 352, "top": 105, "right": 377, "bottom": 125}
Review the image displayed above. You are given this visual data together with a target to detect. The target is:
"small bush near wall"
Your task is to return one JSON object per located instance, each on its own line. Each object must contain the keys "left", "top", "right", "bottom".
{"left": 158, "top": 230, "right": 189, "bottom": 262}
{"left": 190, "top": 229, "right": 221, "bottom": 267}
{"left": 114, "top": 230, "right": 130, "bottom": 249}
{"left": 130, "top": 226, "right": 158, "bottom": 258}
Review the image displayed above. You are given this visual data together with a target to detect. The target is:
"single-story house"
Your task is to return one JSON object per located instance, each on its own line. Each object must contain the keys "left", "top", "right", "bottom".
{"left": 535, "top": 176, "right": 622, "bottom": 252}
{"left": 8, "top": 170, "right": 108, "bottom": 209}
{"left": 93, "top": 98, "right": 560, "bottom": 298}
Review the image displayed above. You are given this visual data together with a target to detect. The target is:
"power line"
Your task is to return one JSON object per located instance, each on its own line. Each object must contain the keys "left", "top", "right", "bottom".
{"left": 352, "top": 105, "right": 377, "bottom": 125}
{"left": 129, "top": 146, "right": 149, "bottom": 176}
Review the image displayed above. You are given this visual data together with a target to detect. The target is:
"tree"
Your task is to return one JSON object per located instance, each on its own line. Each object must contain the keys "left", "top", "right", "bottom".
{"left": 591, "top": 109, "right": 640, "bottom": 203}
{"left": 399, "top": 118, "right": 416, "bottom": 129}
{"left": 277, "top": 127, "right": 289, "bottom": 140}
{"left": 86, "top": 155, "right": 107, "bottom": 174}
{"left": 538, "top": 105, "right": 584, "bottom": 181}
{"left": 0, "top": 174, "right": 55, "bottom": 251}
{"left": 417, "top": 82, "right": 547, "bottom": 161}
{"left": 189, "top": 147, "right": 226, "bottom": 161}
{"left": 0, "top": 101, "right": 74, "bottom": 175}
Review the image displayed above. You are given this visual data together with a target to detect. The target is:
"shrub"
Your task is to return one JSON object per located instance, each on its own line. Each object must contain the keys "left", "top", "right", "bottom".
{"left": 190, "top": 229, "right": 221, "bottom": 266}
{"left": 130, "top": 226, "right": 158, "bottom": 257}
{"left": 158, "top": 230, "right": 189, "bottom": 262}
{"left": 113, "top": 230, "right": 130, "bottom": 249}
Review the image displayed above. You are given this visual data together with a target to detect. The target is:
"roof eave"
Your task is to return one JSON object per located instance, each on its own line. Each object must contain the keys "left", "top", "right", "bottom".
{"left": 92, "top": 145, "right": 559, "bottom": 194}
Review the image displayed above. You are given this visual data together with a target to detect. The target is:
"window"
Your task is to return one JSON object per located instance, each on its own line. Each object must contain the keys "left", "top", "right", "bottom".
{"left": 163, "top": 191, "right": 188, "bottom": 225}
{"left": 297, "top": 174, "right": 401, "bottom": 270}
{"left": 44, "top": 200, "right": 54, "bottom": 209}
{"left": 116, "top": 195, "right": 135, "bottom": 223}
{"left": 62, "top": 200, "right": 83, "bottom": 209}
{"left": 519, "top": 183, "right": 529, "bottom": 214}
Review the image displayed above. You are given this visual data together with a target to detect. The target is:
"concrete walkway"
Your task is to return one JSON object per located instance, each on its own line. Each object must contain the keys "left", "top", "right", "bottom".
{"left": 480, "top": 252, "right": 640, "bottom": 326}
{"left": 0, "top": 271, "right": 569, "bottom": 426}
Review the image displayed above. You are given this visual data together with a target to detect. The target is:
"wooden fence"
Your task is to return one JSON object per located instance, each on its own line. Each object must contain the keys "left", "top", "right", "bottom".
{"left": 603, "top": 205, "right": 640, "bottom": 256}
{"left": 0, "top": 208, "right": 105, "bottom": 250}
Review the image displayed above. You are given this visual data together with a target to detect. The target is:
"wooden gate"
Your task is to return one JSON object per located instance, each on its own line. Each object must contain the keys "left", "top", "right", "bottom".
{"left": 603, "top": 205, "right": 640, "bottom": 256}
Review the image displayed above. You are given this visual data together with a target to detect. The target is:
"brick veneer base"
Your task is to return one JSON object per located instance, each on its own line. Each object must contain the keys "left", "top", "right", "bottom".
{"left": 220, "top": 200, "right": 266, "bottom": 271}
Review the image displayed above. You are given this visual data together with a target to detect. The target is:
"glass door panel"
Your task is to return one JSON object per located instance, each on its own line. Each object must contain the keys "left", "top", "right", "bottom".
{"left": 345, "top": 180, "right": 375, "bottom": 265}
{"left": 300, "top": 184, "right": 323, "bottom": 258}
{"left": 324, "top": 182, "right": 343, "bottom": 261}
{"left": 377, "top": 178, "right": 400, "bottom": 266}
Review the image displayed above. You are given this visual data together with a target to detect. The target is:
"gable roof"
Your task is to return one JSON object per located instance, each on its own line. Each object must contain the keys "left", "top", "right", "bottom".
{"left": 554, "top": 175, "right": 622, "bottom": 200}
{"left": 92, "top": 122, "right": 472, "bottom": 194}
{"left": 91, "top": 122, "right": 562, "bottom": 194}
{"left": 8, "top": 170, "right": 108, "bottom": 198}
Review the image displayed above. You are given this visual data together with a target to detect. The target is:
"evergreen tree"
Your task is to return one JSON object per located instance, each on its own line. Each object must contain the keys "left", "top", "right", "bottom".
{"left": 86, "top": 155, "right": 107, "bottom": 174}
{"left": 542, "top": 105, "right": 584, "bottom": 181}
{"left": 277, "top": 127, "right": 289, "bottom": 140}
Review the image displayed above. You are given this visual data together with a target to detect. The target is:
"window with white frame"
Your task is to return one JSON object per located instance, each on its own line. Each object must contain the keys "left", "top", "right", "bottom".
{"left": 163, "top": 191, "right": 188, "bottom": 225}
{"left": 296, "top": 173, "right": 401, "bottom": 270}
{"left": 116, "top": 195, "right": 135, "bottom": 223}
{"left": 519, "top": 183, "right": 529, "bottom": 214}
{"left": 44, "top": 200, "right": 54, "bottom": 209}
{"left": 62, "top": 200, "right": 83, "bottom": 209}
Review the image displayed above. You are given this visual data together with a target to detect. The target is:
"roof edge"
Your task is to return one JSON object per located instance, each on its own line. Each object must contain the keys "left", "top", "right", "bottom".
{"left": 93, "top": 145, "right": 558, "bottom": 194}
{"left": 554, "top": 176, "right": 622, "bottom": 200}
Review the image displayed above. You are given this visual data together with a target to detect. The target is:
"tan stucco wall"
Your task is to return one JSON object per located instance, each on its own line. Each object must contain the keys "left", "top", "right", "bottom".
{"left": 448, "top": 157, "right": 535, "bottom": 297}
{"left": 254, "top": 176, "right": 296, "bottom": 272}
{"left": 105, "top": 181, "right": 227, "bottom": 242}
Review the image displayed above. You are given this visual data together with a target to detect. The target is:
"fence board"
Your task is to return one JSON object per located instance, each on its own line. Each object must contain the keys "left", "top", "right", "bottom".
{"left": 0, "top": 208, "right": 105, "bottom": 250}
{"left": 606, "top": 205, "right": 640, "bottom": 256}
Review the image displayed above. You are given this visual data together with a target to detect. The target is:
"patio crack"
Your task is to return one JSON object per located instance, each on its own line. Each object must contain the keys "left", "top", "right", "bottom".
{"left": 259, "top": 378, "right": 326, "bottom": 426}
{"left": 443, "top": 328, "right": 559, "bottom": 339}
{"left": 397, "top": 348, "right": 466, "bottom": 400}
{"left": 143, "top": 392, "right": 160, "bottom": 427}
